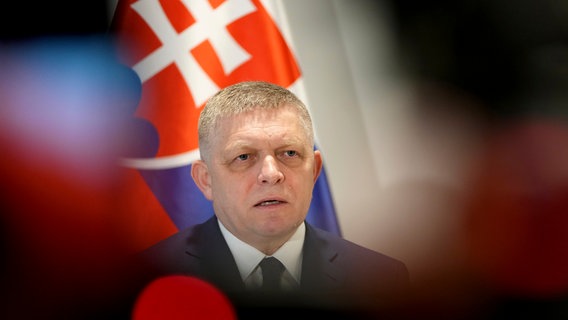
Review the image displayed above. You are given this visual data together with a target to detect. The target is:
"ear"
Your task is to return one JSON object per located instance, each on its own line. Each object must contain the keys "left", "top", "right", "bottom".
{"left": 313, "top": 149, "right": 323, "bottom": 182}
{"left": 191, "top": 160, "right": 213, "bottom": 200}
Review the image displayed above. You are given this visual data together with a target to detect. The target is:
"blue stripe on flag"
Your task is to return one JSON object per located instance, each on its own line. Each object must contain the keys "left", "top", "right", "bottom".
{"left": 139, "top": 165, "right": 213, "bottom": 230}
{"left": 306, "top": 162, "right": 341, "bottom": 236}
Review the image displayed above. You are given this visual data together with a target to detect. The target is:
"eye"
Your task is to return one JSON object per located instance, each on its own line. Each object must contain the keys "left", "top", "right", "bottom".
{"left": 284, "top": 150, "right": 297, "bottom": 157}
{"left": 236, "top": 154, "right": 250, "bottom": 161}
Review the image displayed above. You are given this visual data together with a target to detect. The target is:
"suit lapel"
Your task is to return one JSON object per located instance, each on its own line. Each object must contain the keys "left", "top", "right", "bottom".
{"left": 300, "top": 223, "right": 344, "bottom": 291}
{"left": 184, "top": 216, "right": 245, "bottom": 291}
{"left": 182, "top": 219, "right": 345, "bottom": 293}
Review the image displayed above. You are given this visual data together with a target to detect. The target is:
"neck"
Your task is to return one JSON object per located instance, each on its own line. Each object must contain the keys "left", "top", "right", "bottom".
{"left": 257, "top": 240, "right": 286, "bottom": 256}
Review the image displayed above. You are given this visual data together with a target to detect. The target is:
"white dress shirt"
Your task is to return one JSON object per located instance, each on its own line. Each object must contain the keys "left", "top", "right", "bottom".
{"left": 218, "top": 219, "right": 304, "bottom": 290}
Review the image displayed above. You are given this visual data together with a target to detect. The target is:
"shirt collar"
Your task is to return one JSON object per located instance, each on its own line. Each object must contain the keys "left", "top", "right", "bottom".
{"left": 218, "top": 219, "right": 305, "bottom": 283}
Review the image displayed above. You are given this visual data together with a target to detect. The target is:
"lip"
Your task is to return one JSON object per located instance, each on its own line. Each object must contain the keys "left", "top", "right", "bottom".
{"left": 253, "top": 196, "right": 288, "bottom": 207}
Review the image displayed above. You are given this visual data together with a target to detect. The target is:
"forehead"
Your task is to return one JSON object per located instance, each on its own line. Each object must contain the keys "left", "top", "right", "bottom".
{"left": 221, "top": 105, "right": 300, "bottom": 128}
{"left": 214, "top": 107, "right": 307, "bottom": 143}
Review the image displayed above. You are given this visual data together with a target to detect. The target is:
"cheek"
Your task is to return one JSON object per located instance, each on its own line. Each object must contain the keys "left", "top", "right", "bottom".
{"left": 287, "top": 178, "right": 313, "bottom": 203}
{"left": 212, "top": 174, "right": 249, "bottom": 198}
{"left": 208, "top": 174, "right": 226, "bottom": 200}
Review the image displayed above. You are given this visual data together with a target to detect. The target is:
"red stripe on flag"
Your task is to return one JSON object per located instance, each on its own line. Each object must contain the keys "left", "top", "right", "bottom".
{"left": 116, "top": 168, "right": 178, "bottom": 252}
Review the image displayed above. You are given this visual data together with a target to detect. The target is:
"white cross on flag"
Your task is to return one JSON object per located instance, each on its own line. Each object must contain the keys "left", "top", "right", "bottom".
{"left": 111, "top": 0, "right": 339, "bottom": 252}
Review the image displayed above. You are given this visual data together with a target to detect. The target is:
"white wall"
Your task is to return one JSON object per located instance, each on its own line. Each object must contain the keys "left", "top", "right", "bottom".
{"left": 282, "top": 0, "right": 485, "bottom": 279}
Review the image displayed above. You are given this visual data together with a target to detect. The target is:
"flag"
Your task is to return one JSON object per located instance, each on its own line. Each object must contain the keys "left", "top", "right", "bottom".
{"left": 111, "top": 0, "right": 340, "bottom": 252}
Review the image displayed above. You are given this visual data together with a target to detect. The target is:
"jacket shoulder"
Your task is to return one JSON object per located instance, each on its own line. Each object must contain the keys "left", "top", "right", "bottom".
{"left": 136, "top": 217, "right": 219, "bottom": 276}
{"left": 305, "top": 223, "right": 409, "bottom": 289}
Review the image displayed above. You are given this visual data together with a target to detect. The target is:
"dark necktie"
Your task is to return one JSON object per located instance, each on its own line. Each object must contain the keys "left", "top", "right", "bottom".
{"left": 259, "top": 257, "right": 285, "bottom": 291}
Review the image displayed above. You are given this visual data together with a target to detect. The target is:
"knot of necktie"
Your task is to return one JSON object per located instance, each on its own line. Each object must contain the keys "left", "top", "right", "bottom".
{"left": 259, "top": 257, "right": 285, "bottom": 291}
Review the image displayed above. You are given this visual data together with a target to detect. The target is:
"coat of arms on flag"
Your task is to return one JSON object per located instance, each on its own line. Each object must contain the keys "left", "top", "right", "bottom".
{"left": 111, "top": 0, "right": 339, "bottom": 252}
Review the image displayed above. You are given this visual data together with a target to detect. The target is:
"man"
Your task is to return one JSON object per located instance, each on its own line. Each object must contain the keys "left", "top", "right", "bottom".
{"left": 137, "top": 81, "right": 409, "bottom": 317}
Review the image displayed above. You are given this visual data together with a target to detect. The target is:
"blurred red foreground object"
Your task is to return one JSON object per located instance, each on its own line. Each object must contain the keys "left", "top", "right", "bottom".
{"left": 132, "top": 275, "right": 236, "bottom": 320}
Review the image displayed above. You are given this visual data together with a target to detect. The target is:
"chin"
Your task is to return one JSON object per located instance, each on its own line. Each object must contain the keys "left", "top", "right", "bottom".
{"left": 266, "top": 220, "right": 301, "bottom": 236}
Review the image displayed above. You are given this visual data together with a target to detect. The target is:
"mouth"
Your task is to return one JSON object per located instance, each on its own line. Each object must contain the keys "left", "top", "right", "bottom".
{"left": 254, "top": 199, "right": 286, "bottom": 207}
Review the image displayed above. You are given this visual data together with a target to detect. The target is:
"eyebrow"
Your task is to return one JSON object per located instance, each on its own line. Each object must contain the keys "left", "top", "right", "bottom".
{"left": 224, "top": 137, "right": 306, "bottom": 152}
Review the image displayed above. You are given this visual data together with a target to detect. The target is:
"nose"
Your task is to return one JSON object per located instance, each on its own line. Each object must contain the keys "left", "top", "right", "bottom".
{"left": 258, "top": 155, "right": 284, "bottom": 184}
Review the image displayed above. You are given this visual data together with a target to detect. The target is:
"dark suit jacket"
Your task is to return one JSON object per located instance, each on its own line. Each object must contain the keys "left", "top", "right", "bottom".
{"left": 136, "top": 216, "right": 410, "bottom": 317}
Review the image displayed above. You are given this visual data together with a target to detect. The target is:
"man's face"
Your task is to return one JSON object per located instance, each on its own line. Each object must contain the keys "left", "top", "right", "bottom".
{"left": 192, "top": 105, "right": 322, "bottom": 248}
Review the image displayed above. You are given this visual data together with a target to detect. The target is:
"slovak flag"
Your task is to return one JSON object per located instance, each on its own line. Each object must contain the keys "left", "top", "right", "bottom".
{"left": 111, "top": 0, "right": 340, "bottom": 252}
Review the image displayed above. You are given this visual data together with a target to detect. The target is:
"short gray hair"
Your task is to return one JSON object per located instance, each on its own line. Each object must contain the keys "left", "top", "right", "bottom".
{"left": 198, "top": 81, "right": 314, "bottom": 161}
